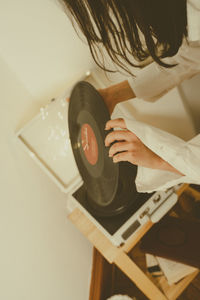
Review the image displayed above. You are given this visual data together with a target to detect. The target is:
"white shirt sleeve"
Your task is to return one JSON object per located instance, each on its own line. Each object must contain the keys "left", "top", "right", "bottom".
{"left": 119, "top": 1, "right": 200, "bottom": 192}
{"left": 128, "top": 42, "right": 200, "bottom": 102}
{"left": 124, "top": 117, "right": 200, "bottom": 193}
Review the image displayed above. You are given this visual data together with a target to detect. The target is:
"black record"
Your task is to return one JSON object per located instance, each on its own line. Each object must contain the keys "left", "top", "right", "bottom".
{"left": 84, "top": 161, "right": 140, "bottom": 217}
{"left": 68, "top": 81, "right": 119, "bottom": 208}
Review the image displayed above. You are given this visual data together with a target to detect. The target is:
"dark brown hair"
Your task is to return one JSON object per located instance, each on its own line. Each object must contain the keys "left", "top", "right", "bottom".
{"left": 60, "top": 0, "right": 187, "bottom": 74}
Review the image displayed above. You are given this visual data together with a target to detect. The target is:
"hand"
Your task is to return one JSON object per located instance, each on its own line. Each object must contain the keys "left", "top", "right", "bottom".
{"left": 105, "top": 118, "right": 184, "bottom": 176}
{"left": 105, "top": 118, "right": 162, "bottom": 168}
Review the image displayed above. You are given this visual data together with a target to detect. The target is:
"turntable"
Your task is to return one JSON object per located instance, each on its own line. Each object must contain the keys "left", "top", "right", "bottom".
{"left": 67, "top": 81, "right": 178, "bottom": 246}
{"left": 15, "top": 73, "right": 179, "bottom": 247}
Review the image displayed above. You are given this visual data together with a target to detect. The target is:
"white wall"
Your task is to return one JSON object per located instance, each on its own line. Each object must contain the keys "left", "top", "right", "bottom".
{"left": 0, "top": 1, "right": 95, "bottom": 300}
{"left": 0, "top": 0, "right": 93, "bottom": 100}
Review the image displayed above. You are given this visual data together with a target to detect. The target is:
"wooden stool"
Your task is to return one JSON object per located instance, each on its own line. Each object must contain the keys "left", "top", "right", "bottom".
{"left": 68, "top": 184, "right": 199, "bottom": 300}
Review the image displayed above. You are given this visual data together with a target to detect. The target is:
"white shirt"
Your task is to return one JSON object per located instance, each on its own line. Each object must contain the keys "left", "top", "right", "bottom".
{"left": 125, "top": 0, "right": 200, "bottom": 192}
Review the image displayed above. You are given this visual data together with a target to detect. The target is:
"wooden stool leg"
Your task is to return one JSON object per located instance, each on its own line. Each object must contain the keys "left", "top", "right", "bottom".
{"left": 114, "top": 251, "right": 167, "bottom": 300}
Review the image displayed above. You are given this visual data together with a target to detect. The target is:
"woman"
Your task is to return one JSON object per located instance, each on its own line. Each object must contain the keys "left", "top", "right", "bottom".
{"left": 62, "top": 0, "right": 200, "bottom": 192}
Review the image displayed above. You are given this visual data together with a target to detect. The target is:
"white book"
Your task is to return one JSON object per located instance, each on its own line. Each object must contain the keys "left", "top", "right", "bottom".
{"left": 156, "top": 256, "right": 198, "bottom": 285}
{"left": 146, "top": 254, "right": 198, "bottom": 285}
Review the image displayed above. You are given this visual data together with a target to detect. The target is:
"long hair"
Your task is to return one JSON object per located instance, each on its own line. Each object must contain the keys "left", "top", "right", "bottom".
{"left": 60, "top": 0, "right": 187, "bottom": 74}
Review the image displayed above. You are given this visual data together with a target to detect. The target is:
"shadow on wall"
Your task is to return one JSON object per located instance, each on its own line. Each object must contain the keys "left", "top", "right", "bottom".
{"left": 178, "top": 73, "right": 200, "bottom": 132}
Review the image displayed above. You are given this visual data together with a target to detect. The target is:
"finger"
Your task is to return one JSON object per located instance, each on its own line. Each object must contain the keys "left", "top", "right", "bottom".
{"left": 113, "top": 151, "right": 136, "bottom": 164}
{"left": 109, "top": 142, "right": 133, "bottom": 157}
{"left": 105, "top": 130, "right": 133, "bottom": 146}
{"left": 105, "top": 118, "right": 127, "bottom": 130}
{"left": 66, "top": 97, "right": 70, "bottom": 102}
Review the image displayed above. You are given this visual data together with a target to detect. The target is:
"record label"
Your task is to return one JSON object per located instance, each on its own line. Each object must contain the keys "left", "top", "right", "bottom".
{"left": 81, "top": 123, "right": 98, "bottom": 165}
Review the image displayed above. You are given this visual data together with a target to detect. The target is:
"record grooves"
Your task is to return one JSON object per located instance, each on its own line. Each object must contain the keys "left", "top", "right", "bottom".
{"left": 68, "top": 81, "right": 139, "bottom": 217}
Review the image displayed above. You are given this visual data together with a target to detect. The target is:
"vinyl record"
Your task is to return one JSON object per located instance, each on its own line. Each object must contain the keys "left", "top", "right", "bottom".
{"left": 72, "top": 160, "right": 145, "bottom": 218}
{"left": 85, "top": 161, "right": 140, "bottom": 217}
{"left": 68, "top": 81, "right": 119, "bottom": 207}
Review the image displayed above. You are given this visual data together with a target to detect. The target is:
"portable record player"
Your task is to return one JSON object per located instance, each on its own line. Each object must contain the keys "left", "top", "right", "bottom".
{"left": 15, "top": 70, "right": 179, "bottom": 248}
{"left": 67, "top": 81, "right": 178, "bottom": 246}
